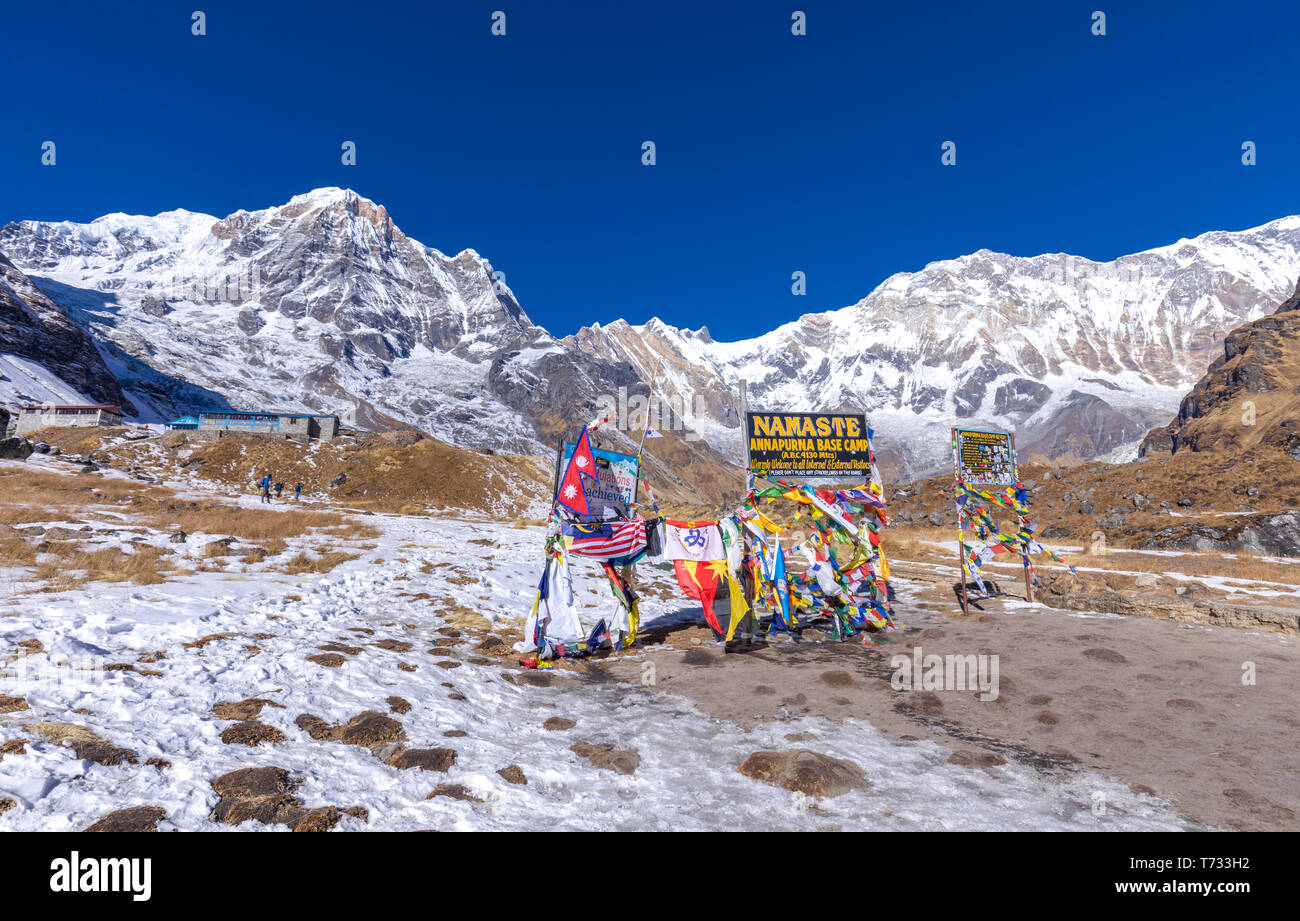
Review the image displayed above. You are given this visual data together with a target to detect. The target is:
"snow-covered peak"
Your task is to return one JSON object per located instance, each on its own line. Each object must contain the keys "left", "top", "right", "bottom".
{"left": 5, "top": 188, "right": 1300, "bottom": 478}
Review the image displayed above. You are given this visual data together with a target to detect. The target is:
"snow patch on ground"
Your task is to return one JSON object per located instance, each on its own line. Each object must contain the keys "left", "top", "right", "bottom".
{"left": 0, "top": 501, "right": 1201, "bottom": 831}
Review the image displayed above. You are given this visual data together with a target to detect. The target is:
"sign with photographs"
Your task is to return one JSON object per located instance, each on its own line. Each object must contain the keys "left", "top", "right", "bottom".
{"left": 561, "top": 442, "right": 639, "bottom": 507}
{"left": 953, "top": 428, "right": 1018, "bottom": 485}
{"left": 745, "top": 411, "right": 872, "bottom": 479}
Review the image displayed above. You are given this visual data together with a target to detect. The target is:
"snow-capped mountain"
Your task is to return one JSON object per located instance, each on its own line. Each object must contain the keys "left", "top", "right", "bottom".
{"left": 3, "top": 188, "right": 1299, "bottom": 478}
{"left": 568, "top": 220, "right": 1300, "bottom": 475}
{"left": 0, "top": 189, "right": 568, "bottom": 449}
{"left": 0, "top": 250, "right": 132, "bottom": 413}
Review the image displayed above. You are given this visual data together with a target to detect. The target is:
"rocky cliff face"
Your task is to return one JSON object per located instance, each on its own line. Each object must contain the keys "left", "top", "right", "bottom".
{"left": 0, "top": 250, "right": 132, "bottom": 413}
{"left": 1140, "top": 278, "right": 1300, "bottom": 461}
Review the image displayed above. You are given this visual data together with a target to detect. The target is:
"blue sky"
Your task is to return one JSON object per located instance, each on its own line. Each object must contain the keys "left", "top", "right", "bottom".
{"left": 3, "top": 1, "right": 1297, "bottom": 340}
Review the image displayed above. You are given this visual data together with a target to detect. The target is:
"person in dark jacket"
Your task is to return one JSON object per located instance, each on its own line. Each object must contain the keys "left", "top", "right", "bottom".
{"left": 274, "top": 482, "right": 284, "bottom": 499}
{"left": 294, "top": 482, "right": 304, "bottom": 501}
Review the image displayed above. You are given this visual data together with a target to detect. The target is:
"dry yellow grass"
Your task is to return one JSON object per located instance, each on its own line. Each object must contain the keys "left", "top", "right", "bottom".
{"left": 32, "top": 545, "right": 170, "bottom": 587}
{"left": 143, "top": 430, "right": 552, "bottom": 516}
{"left": 28, "top": 722, "right": 102, "bottom": 746}
{"left": 0, "top": 467, "right": 367, "bottom": 542}
{"left": 0, "top": 537, "right": 39, "bottom": 567}
{"left": 885, "top": 523, "right": 1297, "bottom": 589}
{"left": 1067, "top": 547, "right": 1298, "bottom": 586}
{"left": 0, "top": 465, "right": 375, "bottom": 592}
{"left": 280, "top": 550, "right": 360, "bottom": 574}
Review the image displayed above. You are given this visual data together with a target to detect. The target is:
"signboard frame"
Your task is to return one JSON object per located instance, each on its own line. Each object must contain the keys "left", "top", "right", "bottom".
{"left": 739, "top": 401, "right": 885, "bottom": 641}
{"left": 743, "top": 410, "right": 873, "bottom": 481}
{"left": 950, "top": 426, "right": 1031, "bottom": 612}
{"left": 557, "top": 440, "right": 641, "bottom": 514}
{"left": 953, "top": 427, "right": 1019, "bottom": 486}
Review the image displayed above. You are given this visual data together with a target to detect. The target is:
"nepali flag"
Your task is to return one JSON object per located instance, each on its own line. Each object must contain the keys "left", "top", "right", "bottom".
{"left": 556, "top": 427, "right": 599, "bottom": 518}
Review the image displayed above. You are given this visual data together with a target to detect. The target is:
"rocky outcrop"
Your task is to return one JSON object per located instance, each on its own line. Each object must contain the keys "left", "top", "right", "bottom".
{"left": 1141, "top": 277, "right": 1300, "bottom": 459}
{"left": 0, "top": 250, "right": 132, "bottom": 412}
{"left": 0, "top": 437, "right": 34, "bottom": 461}
{"left": 1037, "top": 570, "right": 1300, "bottom": 635}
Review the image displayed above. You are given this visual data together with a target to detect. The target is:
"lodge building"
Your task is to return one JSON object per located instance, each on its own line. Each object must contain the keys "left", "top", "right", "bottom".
{"left": 173, "top": 411, "right": 340, "bottom": 443}
{"left": 13, "top": 404, "right": 125, "bottom": 435}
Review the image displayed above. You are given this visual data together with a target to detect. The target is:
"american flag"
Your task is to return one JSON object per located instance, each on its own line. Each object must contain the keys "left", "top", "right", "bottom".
{"left": 561, "top": 517, "right": 647, "bottom": 561}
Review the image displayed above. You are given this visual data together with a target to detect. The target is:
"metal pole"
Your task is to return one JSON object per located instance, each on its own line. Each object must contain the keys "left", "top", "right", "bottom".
{"left": 1011, "top": 432, "right": 1033, "bottom": 603}
{"left": 738, "top": 380, "right": 756, "bottom": 640}
{"left": 634, "top": 357, "right": 665, "bottom": 462}
{"left": 953, "top": 427, "right": 970, "bottom": 615}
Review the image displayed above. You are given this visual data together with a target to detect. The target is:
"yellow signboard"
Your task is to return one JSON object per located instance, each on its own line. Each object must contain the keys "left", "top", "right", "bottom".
{"left": 745, "top": 411, "right": 871, "bottom": 478}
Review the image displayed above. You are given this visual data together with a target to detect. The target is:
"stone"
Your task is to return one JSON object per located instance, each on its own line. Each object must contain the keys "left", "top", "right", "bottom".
{"left": 306, "top": 653, "right": 347, "bottom": 668}
{"left": 388, "top": 748, "right": 457, "bottom": 772}
{"left": 210, "top": 767, "right": 306, "bottom": 826}
{"left": 212, "top": 698, "right": 283, "bottom": 720}
{"left": 571, "top": 741, "right": 640, "bottom": 775}
{"left": 84, "top": 805, "right": 166, "bottom": 832}
{"left": 738, "top": 750, "right": 869, "bottom": 797}
{"left": 543, "top": 717, "right": 576, "bottom": 731}
{"left": 428, "top": 784, "right": 483, "bottom": 803}
{"left": 948, "top": 749, "right": 1007, "bottom": 769}
{"left": 0, "top": 438, "right": 34, "bottom": 461}
{"left": 386, "top": 696, "right": 412, "bottom": 714}
{"left": 497, "top": 765, "right": 527, "bottom": 785}
{"left": 71, "top": 738, "right": 138, "bottom": 766}
{"left": 339, "top": 711, "right": 406, "bottom": 748}
{"left": 219, "top": 720, "right": 286, "bottom": 746}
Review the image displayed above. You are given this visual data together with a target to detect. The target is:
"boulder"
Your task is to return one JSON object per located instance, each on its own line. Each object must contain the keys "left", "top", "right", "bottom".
{"left": 84, "top": 805, "right": 167, "bottom": 832}
{"left": 738, "top": 749, "right": 869, "bottom": 797}
{"left": 0, "top": 437, "right": 34, "bottom": 461}
{"left": 571, "top": 741, "right": 640, "bottom": 775}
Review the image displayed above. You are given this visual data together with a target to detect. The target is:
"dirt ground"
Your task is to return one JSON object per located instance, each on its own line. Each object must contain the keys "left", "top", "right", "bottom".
{"left": 594, "top": 562, "right": 1300, "bottom": 832}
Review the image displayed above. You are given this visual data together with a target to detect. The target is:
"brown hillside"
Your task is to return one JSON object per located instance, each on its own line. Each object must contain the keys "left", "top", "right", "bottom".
{"left": 24, "top": 427, "right": 550, "bottom": 516}
{"left": 1140, "top": 277, "right": 1300, "bottom": 460}
{"left": 888, "top": 449, "right": 1300, "bottom": 555}
{"left": 21, "top": 424, "right": 740, "bottom": 516}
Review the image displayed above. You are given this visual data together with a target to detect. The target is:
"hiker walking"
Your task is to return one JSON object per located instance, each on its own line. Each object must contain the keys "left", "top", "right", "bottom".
{"left": 259, "top": 473, "right": 272, "bottom": 504}
{"left": 274, "top": 481, "right": 284, "bottom": 499}
{"left": 293, "top": 482, "right": 304, "bottom": 501}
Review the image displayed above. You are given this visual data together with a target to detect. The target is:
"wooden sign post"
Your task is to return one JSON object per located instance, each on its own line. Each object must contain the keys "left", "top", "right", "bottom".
{"left": 952, "top": 427, "right": 1032, "bottom": 607}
